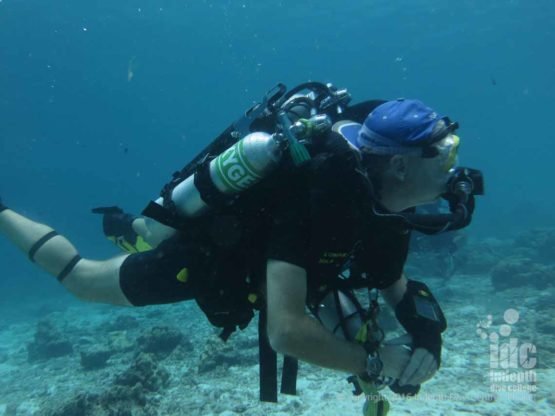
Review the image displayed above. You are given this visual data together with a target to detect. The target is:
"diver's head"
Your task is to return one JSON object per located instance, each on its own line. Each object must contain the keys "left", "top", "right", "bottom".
{"left": 354, "top": 99, "right": 460, "bottom": 212}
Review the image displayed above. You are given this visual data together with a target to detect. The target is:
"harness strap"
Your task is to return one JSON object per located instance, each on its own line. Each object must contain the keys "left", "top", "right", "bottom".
{"left": 194, "top": 159, "right": 235, "bottom": 209}
{"left": 28, "top": 231, "right": 58, "bottom": 262}
{"left": 142, "top": 157, "right": 233, "bottom": 230}
{"left": 258, "top": 308, "right": 299, "bottom": 402}
{"left": 281, "top": 355, "right": 298, "bottom": 395}
{"left": 258, "top": 308, "right": 278, "bottom": 402}
{"left": 141, "top": 201, "right": 181, "bottom": 229}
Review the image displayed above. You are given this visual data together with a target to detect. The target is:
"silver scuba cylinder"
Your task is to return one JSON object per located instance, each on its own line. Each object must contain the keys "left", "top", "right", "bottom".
{"left": 155, "top": 132, "right": 284, "bottom": 217}
{"left": 316, "top": 290, "right": 365, "bottom": 341}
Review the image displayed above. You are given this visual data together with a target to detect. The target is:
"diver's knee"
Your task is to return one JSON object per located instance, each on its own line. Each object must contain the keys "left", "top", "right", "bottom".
{"left": 26, "top": 230, "right": 81, "bottom": 279}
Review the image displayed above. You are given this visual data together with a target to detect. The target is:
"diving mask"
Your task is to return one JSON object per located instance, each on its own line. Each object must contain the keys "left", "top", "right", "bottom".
{"left": 437, "top": 134, "right": 460, "bottom": 172}
{"left": 419, "top": 133, "right": 460, "bottom": 172}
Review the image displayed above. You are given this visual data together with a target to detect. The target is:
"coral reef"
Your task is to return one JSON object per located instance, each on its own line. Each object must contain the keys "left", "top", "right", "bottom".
{"left": 80, "top": 347, "right": 112, "bottom": 370}
{"left": 490, "top": 258, "right": 554, "bottom": 291}
{"left": 408, "top": 235, "right": 507, "bottom": 277}
{"left": 103, "top": 315, "right": 140, "bottom": 332}
{"left": 197, "top": 336, "right": 257, "bottom": 374}
{"left": 137, "top": 326, "right": 184, "bottom": 356}
{"left": 456, "top": 239, "right": 506, "bottom": 275}
{"left": 115, "top": 352, "right": 170, "bottom": 392}
{"left": 27, "top": 319, "right": 73, "bottom": 362}
{"left": 46, "top": 353, "right": 169, "bottom": 416}
{"left": 514, "top": 228, "right": 555, "bottom": 264}
{"left": 107, "top": 331, "right": 135, "bottom": 353}
{"left": 525, "top": 290, "right": 555, "bottom": 369}
{"left": 0, "top": 348, "right": 8, "bottom": 364}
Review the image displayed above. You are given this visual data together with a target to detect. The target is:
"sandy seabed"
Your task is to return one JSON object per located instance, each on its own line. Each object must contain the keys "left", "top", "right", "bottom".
{"left": 0, "top": 269, "right": 554, "bottom": 416}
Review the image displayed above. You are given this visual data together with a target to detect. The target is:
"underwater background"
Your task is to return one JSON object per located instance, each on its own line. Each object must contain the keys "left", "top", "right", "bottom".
{"left": 0, "top": 0, "right": 554, "bottom": 415}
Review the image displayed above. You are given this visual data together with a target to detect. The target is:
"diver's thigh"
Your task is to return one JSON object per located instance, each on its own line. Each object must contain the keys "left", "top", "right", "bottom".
{"left": 118, "top": 238, "right": 197, "bottom": 306}
{"left": 63, "top": 255, "right": 132, "bottom": 306}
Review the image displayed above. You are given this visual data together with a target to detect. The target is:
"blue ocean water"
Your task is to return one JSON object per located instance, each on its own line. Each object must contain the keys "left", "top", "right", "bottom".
{"left": 0, "top": 0, "right": 554, "bottom": 414}
{"left": 1, "top": 0, "right": 554, "bottom": 286}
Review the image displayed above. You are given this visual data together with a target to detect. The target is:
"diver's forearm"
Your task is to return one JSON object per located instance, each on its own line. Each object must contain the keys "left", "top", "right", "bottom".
{"left": 131, "top": 217, "right": 176, "bottom": 248}
{"left": 277, "top": 314, "right": 367, "bottom": 375}
{"left": 381, "top": 274, "right": 408, "bottom": 308}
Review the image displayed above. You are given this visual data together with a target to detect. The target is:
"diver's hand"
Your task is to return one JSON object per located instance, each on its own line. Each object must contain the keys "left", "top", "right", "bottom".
{"left": 378, "top": 342, "right": 412, "bottom": 380}
{"left": 92, "top": 206, "right": 137, "bottom": 242}
{"left": 379, "top": 334, "right": 437, "bottom": 396}
{"left": 397, "top": 347, "right": 438, "bottom": 386}
{"left": 353, "top": 333, "right": 412, "bottom": 394}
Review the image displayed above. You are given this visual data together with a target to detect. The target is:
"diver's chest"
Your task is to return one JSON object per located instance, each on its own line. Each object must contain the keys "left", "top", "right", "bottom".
{"left": 307, "top": 200, "right": 362, "bottom": 275}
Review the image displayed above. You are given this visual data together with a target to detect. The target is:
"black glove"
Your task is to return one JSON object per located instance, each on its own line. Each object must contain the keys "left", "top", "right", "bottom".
{"left": 412, "top": 329, "right": 443, "bottom": 368}
{"left": 389, "top": 380, "right": 421, "bottom": 396}
{"left": 92, "top": 206, "right": 137, "bottom": 242}
{"left": 92, "top": 206, "right": 143, "bottom": 252}
{"left": 394, "top": 280, "right": 447, "bottom": 368}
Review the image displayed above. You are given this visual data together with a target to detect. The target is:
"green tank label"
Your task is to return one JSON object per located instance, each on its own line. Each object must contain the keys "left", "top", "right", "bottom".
{"left": 215, "top": 140, "right": 262, "bottom": 192}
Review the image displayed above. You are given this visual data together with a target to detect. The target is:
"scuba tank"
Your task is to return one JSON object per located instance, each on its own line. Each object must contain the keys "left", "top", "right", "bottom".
{"left": 143, "top": 82, "right": 350, "bottom": 226}
{"left": 155, "top": 131, "right": 283, "bottom": 218}
{"left": 314, "top": 289, "right": 367, "bottom": 341}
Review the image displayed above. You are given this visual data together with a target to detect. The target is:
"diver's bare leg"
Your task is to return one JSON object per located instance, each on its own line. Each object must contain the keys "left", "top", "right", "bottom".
{"left": 0, "top": 208, "right": 132, "bottom": 306}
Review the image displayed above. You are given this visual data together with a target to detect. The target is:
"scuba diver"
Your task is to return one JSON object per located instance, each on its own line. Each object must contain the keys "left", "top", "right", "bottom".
{"left": 0, "top": 82, "right": 484, "bottom": 416}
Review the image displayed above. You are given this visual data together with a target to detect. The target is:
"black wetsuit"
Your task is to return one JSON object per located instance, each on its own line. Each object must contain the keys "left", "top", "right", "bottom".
{"left": 119, "top": 129, "right": 411, "bottom": 321}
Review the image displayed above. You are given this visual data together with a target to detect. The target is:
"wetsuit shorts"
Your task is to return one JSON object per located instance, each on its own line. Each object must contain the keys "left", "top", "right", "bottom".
{"left": 119, "top": 234, "right": 199, "bottom": 306}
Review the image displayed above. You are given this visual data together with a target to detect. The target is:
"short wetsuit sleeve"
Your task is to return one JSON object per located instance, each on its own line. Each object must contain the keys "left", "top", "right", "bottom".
{"left": 359, "top": 221, "right": 411, "bottom": 289}
{"left": 264, "top": 174, "right": 310, "bottom": 269}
